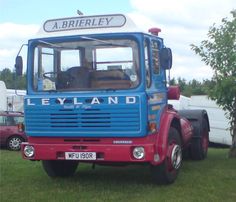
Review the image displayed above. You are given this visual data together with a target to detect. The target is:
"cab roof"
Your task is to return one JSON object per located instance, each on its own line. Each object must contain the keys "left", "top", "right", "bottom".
{"left": 37, "top": 14, "right": 150, "bottom": 38}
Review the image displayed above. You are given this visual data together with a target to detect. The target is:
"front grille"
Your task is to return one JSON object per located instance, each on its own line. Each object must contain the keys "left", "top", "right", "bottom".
{"left": 25, "top": 104, "right": 141, "bottom": 136}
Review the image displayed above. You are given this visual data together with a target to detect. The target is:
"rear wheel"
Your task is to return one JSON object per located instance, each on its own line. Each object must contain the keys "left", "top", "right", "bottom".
{"left": 42, "top": 160, "right": 78, "bottom": 177}
{"left": 190, "top": 119, "right": 209, "bottom": 160}
{"left": 151, "top": 127, "right": 182, "bottom": 184}
{"left": 7, "top": 136, "right": 23, "bottom": 151}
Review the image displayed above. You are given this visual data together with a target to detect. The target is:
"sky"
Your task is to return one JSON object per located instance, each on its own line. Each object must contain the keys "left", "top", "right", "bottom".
{"left": 0, "top": 0, "right": 235, "bottom": 81}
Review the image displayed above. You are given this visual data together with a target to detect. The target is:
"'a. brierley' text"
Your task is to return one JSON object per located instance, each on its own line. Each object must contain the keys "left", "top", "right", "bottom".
{"left": 43, "top": 14, "right": 126, "bottom": 32}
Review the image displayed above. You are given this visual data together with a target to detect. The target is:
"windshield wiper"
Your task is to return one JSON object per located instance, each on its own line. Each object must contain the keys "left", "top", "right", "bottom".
{"left": 45, "top": 89, "right": 58, "bottom": 93}
{"left": 80, "top": 36, "right": 128, "bottom": 47}
{"left": 38, "top": 40, "right": 62, "bottom": 48}
{"left": 38, "top": 40, "right": 78, "bottom": 50}
{"left": 102, "top": 88, "right": 117, "bottom": 92}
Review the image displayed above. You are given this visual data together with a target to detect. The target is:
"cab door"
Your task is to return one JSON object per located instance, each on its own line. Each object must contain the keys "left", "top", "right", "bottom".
{"left": 145, "top": 37, "right": 167, "bottom": 133}
{"left": 150, "top": 39, "right": 167, "bottom": 93}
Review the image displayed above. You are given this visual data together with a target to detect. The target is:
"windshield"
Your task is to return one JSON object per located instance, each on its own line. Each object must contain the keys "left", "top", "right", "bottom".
{"left": 32, "top": 38, "right": 140, "bottom": 91}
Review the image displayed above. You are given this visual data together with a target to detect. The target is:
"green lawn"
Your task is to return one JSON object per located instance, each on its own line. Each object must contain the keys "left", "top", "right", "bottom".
{"left": 0, "top": 148, "right": 236, "bottom": 202}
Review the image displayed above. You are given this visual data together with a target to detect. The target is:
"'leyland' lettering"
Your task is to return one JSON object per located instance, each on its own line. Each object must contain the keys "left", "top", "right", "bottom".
{"left": 26, "top": 96, "right": 137, "bottom": 106}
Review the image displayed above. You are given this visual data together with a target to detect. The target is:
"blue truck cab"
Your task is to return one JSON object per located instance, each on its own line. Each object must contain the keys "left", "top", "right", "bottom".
{"left": 16, "top": 14, "right": 209, "bottom": 184}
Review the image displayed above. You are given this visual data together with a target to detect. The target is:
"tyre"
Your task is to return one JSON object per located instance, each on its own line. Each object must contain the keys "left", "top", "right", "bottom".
{"left": 42, "top": 160, "right": 78, "bottom": 177}
{"left": 151, "top": 127, "right": 182, "bottom": 185}
{"left": 190, "top": 119, "right": 209, "bottom": 160}
{"left": 7, "top": 136, "right": 23, "bottom": 151}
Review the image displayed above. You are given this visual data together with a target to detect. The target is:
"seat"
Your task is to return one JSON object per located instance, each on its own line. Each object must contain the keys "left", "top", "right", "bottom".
{"left": 91, "top": 80, "right": 131, "bottom": 89}
{"left": 56, "top": 71, "right": 70, "bottom": 89}
{"left": 56, "top": 66, "right": 90, "bottom": 89}
{"left": 90, "top": 70, "right": 131, "bottom": 89}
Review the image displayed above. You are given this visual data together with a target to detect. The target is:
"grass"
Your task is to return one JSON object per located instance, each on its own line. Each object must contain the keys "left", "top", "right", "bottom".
{"left": 0, "top": 148, "right": 236, "bottom": 202}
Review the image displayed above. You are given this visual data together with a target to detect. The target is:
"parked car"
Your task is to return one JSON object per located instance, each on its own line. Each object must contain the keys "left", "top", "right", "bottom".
{"left": 0, "top": 111, "right": 27, "bottom": 151}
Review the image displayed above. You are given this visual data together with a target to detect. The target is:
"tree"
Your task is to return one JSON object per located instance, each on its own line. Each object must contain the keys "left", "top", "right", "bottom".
{"left": 0, "top": 68, "right": 13, "bottom": 88}
{"left": 191, "top": 10, "right": 236, "bottom": 157}
{"left": 170, "top": 77, "right": 207, "bottom": 97}
{"left": 0, "top": 68, "right": 26, "bottom": 89}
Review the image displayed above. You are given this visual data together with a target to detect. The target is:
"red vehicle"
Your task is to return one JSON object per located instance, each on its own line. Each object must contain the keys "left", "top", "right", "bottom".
{"left": 0, "top": 111, "right": 26, "bottom": 151}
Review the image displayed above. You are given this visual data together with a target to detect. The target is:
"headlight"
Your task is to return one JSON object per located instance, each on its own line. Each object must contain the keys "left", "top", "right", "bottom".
{"left": 24, "top": 145, "right": 35, "bottom": 158}
{"left": 133, "top": 147, "right": 145, "bottom": 159}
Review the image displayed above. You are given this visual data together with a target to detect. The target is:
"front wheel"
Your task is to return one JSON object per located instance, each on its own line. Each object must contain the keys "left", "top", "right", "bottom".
{"left": 42, "top": 160, "right": 78, "bottom": 177}
{"left": 151, "top": 127, "right": 182, "bottom": 184}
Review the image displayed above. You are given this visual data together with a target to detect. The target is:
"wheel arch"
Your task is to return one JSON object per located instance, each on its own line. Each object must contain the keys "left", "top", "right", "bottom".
{"left": 154, "top": 109, "right": 182, "bottom": 164}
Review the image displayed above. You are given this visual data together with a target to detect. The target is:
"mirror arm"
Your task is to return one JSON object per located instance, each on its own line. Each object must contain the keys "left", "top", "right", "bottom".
{"left": 17, "top": 44, "right": 28, "bottom": 56}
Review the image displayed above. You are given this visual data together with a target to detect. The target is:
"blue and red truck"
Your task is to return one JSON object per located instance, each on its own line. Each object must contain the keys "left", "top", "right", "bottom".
{"left": 15, "top": 14, "right": 210, "bottom": 184}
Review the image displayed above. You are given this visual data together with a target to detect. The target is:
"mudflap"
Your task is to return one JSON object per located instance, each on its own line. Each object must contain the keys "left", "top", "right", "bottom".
{"left": 178, "top": 109, "right": 210, "bottom": 137}
{"left": 178, "top": 109, "right": 210, "bottom": 160}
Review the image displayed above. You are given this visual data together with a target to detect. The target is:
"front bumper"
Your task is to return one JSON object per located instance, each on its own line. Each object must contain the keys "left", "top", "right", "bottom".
{"left": 21, "top": 136, "right": 158, "bottom": 163}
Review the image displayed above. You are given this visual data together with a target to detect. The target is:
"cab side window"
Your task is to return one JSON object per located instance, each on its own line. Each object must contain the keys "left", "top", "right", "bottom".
{"left": 151, "top": 41, "right": 160, "bottom": 74}
{"left": 144, "top": 41, "right": 151, "bottom": 88}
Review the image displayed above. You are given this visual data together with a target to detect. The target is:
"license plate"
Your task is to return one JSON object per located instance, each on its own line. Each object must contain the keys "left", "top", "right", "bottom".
{"left": 65, "top": 152, "right": 96, "bottom": 160}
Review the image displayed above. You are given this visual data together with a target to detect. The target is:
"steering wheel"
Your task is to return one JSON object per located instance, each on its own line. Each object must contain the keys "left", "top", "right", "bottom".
{"left": 43, "top": 72, "right": 58, "bottom": 82}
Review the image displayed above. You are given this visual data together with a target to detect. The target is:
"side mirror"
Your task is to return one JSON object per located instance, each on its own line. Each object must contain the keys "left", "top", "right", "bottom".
{"left": 15, "top": 56, "right": 23, "bottom": 76}
{"left": 160, "top": 48, "right": 172, "bottom": 70}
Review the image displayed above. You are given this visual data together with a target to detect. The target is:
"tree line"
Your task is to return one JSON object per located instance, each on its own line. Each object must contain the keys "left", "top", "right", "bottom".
{"left": 0, "top": 67, "right": 215, "bottom": 97}
{"left": 0, "top": 68, "right": 26, "bottom": 89}
{"left": 169, "top": 77, "right": 215, "bottom": 97}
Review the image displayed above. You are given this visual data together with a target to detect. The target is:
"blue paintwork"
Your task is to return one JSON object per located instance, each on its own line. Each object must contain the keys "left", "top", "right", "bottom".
{"left": 24, "top": 32, "right": 168, "bottom": 138}
{"left": 24, "top": 93, "right": 147, "bottom": 137}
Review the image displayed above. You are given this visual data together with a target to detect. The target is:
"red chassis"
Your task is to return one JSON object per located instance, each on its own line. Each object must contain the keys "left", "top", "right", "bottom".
{"left": 21, "top": 109, "right": 193, "bottom": 166}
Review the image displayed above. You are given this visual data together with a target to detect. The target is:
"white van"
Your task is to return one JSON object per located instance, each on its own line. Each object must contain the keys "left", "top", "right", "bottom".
{"left": 190, "top": 95, "right": 232, "bottom": 146}
{"left": 0, "top": 81, "right": 7, "bottom": 111}
{"left": 169, "top": 95, "right": 232, "bottom": 146}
